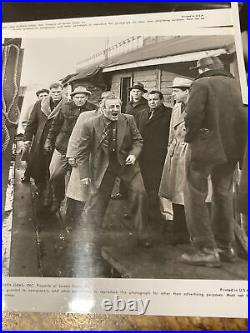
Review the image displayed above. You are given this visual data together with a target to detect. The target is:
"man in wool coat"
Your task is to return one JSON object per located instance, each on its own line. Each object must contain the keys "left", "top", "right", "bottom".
{"left": 181, "top": 56, "right": 247, "bottom": 267}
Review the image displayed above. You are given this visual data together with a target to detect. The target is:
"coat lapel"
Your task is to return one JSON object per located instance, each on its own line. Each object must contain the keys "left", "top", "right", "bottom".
{"left": 146, "top": 106, "right": 164, "bottom": 126}
{"left": 117, "top": 114, "right": 126, "bottom": 151}
{"left": 172, "top": 103, "right": 185, "bottom": 129}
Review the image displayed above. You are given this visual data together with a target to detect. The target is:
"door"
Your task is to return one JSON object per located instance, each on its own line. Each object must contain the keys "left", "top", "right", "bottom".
{"left": 120, "top": 77, "right": 132, "bottom": 112}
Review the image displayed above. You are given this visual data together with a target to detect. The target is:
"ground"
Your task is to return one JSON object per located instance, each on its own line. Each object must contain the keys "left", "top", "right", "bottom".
{"left": 4, "top": 141, "right": 247, "bottom": 280}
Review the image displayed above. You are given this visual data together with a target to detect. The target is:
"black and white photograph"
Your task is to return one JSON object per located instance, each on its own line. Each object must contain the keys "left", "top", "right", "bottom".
{"left": 2, "top": 2, "right": 248, "bottom": 318}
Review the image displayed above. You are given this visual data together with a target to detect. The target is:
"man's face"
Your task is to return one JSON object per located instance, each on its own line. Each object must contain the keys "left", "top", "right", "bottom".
{"left": 148, "top": 93, "right": 162, "bottom": 109}
{"left": 103, "top": 99, "right": 121, "bottom": 121}
{"left": 172, "top": 88, "right": 189, "bottom": 103}
{"left": 73, "top": 93, "right": 88, "bottom": 107}
{"left": 130, "top": 88, "right": 143, "bottom": 101}
{"left": 37, "top": 92, "right": 49, "bottom": 100}
{"left": 50, "top": 87, "right": 63, "bottom": 102}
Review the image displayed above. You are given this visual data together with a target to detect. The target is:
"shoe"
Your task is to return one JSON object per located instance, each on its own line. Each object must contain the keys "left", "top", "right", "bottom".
{"left": 123, "top": 213, "right": 131, "bottom": 219}
{"left": 181, "top": 248, "right": 221, "bottom": 268}
{"left": 218, "top": 247, "right": 237, "bottom": 262}
{"left": 111, "top": 193, "right": 123, "bottom": 200}
{"left": 21, "top": 176, "right": 30, "bottom": 183}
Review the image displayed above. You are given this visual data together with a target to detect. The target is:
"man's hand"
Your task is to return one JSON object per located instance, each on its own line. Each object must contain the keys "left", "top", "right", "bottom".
{"left": 81, "top": 178, "right": 91, "bottom": 186}
{"left": 125, "top": 154, "right": 136, "bottom": 165}
{"left": 68, "top": 157, "right": 77, "bottom": 167}
{"left": 44, "top": 140, "right": 53, "bottom": 153}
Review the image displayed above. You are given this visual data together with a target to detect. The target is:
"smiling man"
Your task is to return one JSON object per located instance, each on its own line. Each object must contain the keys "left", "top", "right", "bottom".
{"left": 75, "top": 94, "right": 150, "bottom": 246}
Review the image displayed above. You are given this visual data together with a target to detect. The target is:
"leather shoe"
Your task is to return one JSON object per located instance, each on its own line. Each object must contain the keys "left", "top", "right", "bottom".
{"left": 181, "top": 248, "right": 221, "bottom": 268}
{"left": 218, "top": 247, "right": 237, "bottom": 262}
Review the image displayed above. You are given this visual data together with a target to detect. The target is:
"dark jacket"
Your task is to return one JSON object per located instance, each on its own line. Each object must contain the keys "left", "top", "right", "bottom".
{"left": 46, "top": 100, "right": 97, "bottom": 154}
{"left": 139, "top": 104, "right": 172, "bottom": 192}
{"left": 184, "top": 69, "right": 247, "bottom": 165}
{"left": 125, "top": 97, "right": 150, "bottom": 133}
{"left": 76, "top": 113, "right": 143, "bottom": 189}
{"left": 23, "top": 96, "right": 66, "bottom": 181}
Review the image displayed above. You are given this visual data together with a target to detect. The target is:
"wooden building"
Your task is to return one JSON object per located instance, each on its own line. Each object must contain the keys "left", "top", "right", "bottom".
{"left": 62, "top": 35, "right": 236, "bottom": 108}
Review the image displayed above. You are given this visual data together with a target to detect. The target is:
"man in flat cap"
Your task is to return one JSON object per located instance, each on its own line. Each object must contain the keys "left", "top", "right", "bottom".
{"left": 44, "top": 86, "right": 97, "bottom": 213}
{"left": 182, "top": 56, "right": 247, "bottom": 267}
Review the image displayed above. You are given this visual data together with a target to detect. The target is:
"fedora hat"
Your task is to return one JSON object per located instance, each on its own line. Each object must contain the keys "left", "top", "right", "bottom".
{"left": 190, "top": 56, "right": 224, "bottom": 70}
{"left": 70, "top": 86, "right": 91, "bottom": 96}
{"left": 168, "top": 77, "right": 193, "bottom": 89}
{"left": 128, "top": 82, "right": 147, "bottom": 93}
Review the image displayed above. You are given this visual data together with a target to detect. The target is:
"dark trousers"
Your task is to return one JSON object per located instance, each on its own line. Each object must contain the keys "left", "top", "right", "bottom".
{"left": 184, "top": 150, "right": 237, "bottom": 250}
{"left": 87, "top": 167, "right": 149, "bottom": 239}
{"left": 172, "top": 203, "right": 190, "bottom": 240}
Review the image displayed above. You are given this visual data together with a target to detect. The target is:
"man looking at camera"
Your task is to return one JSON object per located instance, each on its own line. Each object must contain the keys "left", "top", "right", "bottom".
{"left": 75, "top": 94, "right": 150, "bottom": 246}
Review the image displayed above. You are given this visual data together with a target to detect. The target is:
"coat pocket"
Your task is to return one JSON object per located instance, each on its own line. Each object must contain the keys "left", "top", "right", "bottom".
{"left": 190, "top": 129, "right": 227, "bottom": 165}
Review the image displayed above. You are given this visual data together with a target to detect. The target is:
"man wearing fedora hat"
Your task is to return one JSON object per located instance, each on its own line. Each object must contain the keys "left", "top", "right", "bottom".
{"left": 44, "top": 85, "right": 97, "bottom": 213}
{"left": 159, "top": 77, "right": 193, "bottom": 244}
{"left": 181, "top": 56, "right": 247, "bottom": 267}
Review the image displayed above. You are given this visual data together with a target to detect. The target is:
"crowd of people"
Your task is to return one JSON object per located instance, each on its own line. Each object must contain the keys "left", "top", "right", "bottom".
{"left": 21, "top": 55, "right": 247, "bottom": 268}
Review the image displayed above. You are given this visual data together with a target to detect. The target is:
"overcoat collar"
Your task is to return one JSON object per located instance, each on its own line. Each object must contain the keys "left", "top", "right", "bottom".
{"left": 41, "top": 96, "right": 67, "bottom": 120}
{"left": 146, "top": 104, "right": 166, "bottom": 126}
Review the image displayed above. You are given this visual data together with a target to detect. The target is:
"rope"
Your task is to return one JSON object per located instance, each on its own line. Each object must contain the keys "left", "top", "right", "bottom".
{"left": 5, "top": 44, "right": 21, "bottom": 125}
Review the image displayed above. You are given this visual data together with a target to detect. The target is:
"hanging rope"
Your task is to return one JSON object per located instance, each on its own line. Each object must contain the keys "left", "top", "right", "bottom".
{"left": 5, "top": 44, "right": 21, "bottom": 124}
{"left": 2, "top": 43, "right": 21, "bottom": 151}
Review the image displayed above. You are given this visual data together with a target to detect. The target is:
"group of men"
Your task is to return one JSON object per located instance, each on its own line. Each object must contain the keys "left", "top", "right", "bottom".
{"left": 22, "top": 55, "right": 247, "bottom": 268}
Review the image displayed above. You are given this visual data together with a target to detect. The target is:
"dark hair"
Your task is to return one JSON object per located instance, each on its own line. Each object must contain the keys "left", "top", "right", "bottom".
{"left": 36, "top": 88, "right": 49, "bottom": 97}
{"left": 148, "top": 90, "right": 164, "bottom": 100}
{"left": 49, "top": 82, "right": 63, "bottom": 90}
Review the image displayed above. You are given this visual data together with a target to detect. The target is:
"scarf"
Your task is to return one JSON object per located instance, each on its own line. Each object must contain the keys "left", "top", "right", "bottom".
{"left": 41, "top": 96, "right": 67, "bottom": 120}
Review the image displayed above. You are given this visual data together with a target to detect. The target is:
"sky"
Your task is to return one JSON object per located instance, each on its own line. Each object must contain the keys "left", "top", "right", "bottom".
{"left": 20, "top": 36, "right": 130, "bottom": 88}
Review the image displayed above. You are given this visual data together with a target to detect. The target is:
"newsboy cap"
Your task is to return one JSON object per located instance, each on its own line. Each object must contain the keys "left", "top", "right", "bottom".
{"left": 128, "top": 82, "right": 147, "bottom": 93}
{"left": 70, "top": 86, "right": 91, "bottom": 96}
{"left": 168, "top": 77, "right": 193, "bottom": 89}
{"left": 190, "top": 56, "right": 224, "bottom": 70}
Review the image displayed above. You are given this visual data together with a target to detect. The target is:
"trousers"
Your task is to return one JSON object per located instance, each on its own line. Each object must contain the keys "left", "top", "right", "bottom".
{"left": 87, "top": 166, "right": 149, "bottom": 240}
{"left": 49, "top": 149, "right": 71, "bottom": 203}
{"left": 184, "top": 148, "right": 237, "bottom": 250}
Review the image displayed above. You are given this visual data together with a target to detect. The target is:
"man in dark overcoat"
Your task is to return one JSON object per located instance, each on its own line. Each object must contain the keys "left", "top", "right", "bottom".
{"left": 125, "top": 82, "right": 150, "bottom": 133}
{"left": 44, "top": 86, "right": 97, "bottom": 212}
{"left": 23, "top": 82, "right": 67, "bottom": 208}
{"left": 182, "top": 56, "right": 247, "bottom": 267}
{"left": 75, "top": 94, "right": 150, "bottom": 246}
{"left": 139, "top": 90, "right": 172, "bottom": 224}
